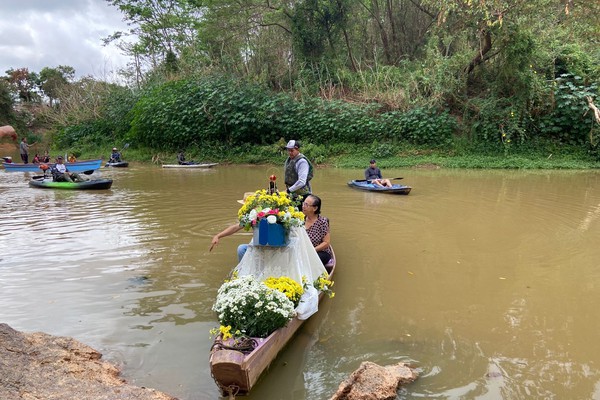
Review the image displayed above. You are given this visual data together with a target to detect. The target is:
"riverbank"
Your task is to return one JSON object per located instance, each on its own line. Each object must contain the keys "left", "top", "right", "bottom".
{"left": 0, "top": 323, "right": 176, "bottom": 400}
{"left": 4, "top": 140, "right": 600, "bottom": 170}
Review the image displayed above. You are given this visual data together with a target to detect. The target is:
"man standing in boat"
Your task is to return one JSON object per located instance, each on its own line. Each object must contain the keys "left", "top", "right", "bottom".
{"left": 284, "top": 140, "right": 313, "bottom": 199}
{"left": 19, "top": 137, "right": 37, "bottom": 164}
{"left": 365, "top": 159, "right": 392, "bottom": 187}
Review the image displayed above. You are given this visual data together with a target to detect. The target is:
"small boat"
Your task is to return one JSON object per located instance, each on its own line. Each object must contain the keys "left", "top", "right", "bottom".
{"left": 3, "top": 158, "right": 103, "bottom": 173}
{"left": 162, "top": 163, "right": 218, "bottom": 169}
{"left": 347, "top": 179, "right": 411, "bottom": 195}
{"left": 29, "top": 177, "right": 113, "bottom": 190}
{"left": 209, "top": 249, "right": 336, "bottom": 396}
{"left": 105, "top": 161, "right": 129, "bottom": 168}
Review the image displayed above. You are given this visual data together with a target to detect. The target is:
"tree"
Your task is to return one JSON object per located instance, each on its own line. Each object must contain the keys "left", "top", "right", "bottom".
{"left": 39, "top": 65, "right": 76, "bottom": 106}
{"left": 5, "top": 68, "right": 39, "bottom": 103}
{"left": 0, "top": 78, "right": 15, "bottom": 123}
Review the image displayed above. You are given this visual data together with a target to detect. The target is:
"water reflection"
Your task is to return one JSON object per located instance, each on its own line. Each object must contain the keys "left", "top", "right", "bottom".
{"left": 2, "top": 166, "right": 600, "bottom": 399}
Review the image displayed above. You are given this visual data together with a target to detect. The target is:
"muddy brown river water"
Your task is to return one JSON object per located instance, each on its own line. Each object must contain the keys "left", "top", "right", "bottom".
{"left": 2, "top": 164, "right": 600, "bottom": 399}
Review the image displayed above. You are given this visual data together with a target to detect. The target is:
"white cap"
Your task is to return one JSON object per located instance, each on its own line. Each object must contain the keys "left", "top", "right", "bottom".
{"left": 285, "top": 140, "right": 300, "bottom": 149}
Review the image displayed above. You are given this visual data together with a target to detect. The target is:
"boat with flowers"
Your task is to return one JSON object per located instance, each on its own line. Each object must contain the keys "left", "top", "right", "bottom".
{"left": 209, "top": 188, "right": 335, "bottom": 396}
{"left": 209, "top": 248, "right": 335, "bottom": 396}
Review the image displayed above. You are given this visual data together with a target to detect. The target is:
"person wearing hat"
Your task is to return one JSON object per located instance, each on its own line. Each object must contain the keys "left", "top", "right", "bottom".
{"left": 283, "top": 140, "right": 313, "bottom": 197}
{"left": 51, "top": 156, "right": 85, "bottom": 182}
{"left": 109, "top": 147, "right": 122, "bottom": 163}
{"left": 364, "top": 159, "right": 392, "bottom": 187}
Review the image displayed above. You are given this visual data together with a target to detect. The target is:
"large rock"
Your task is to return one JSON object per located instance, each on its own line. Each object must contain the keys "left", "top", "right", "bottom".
{"left": 0, "top": 323, "right": 176, "bottom": 400}
{"left": 330, "top": 361, "right": 418, "bottom": 400}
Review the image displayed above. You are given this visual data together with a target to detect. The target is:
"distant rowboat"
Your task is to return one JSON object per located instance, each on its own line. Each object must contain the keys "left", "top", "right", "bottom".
{"left": 162, "top": 163, "right": 218, "bottom": 169}
{"left": 3, "top": 159, "right": 102, "bottom": 173}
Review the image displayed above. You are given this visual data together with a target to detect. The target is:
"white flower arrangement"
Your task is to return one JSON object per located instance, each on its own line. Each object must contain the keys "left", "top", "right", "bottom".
{"left": 212, "top": 275, "right": 296, "bottom": 338}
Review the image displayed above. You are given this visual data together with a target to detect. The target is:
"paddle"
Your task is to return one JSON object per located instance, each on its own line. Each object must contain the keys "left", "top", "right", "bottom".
{"left": 354, "top": 177, "right": 404, "bottom": 183}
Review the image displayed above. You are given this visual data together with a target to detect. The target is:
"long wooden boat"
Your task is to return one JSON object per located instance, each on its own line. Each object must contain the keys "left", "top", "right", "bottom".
{"left": 3, "top": 158, "right": 102, "bottom": 173}
{"left": 162, "top": 163, "right": 218, "bottom": 169}
{"left": 209, "top": 248, "right": 336, "bottom": 396}
{"left": 29, "top": 177, "right": 113, "bottom": 190}
{"left": 347, "top": 179, "right": 412, "bottom": 195}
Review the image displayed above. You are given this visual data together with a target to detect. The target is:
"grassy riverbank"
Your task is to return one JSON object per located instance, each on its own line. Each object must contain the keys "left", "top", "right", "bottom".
{"left": 57, "top": 140, "right": 600, "bottom": 170}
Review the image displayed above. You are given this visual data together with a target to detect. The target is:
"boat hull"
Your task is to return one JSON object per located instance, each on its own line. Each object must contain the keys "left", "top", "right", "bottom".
{"left": 105, "top": 161, "right": 129, "bottom": 168}
{"left": 3, "top": 159, "right": 103, "bottom": 172}
{"left": 161, "top": 163, "right": 218, "bottom": 169}
{"left": 29, "top": 178, "right": 113, "bottom": 190}
{"left": 209, "top": 250, "right": 336, "bottom": 396}
{"left": 347, "top": 180, "right": 411, "bottom": 195}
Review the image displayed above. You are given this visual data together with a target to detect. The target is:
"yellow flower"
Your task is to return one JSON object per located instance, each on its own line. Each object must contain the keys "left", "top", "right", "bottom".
{"left": 264, "top": 276, "right": 304, "bottom": 305}
{"left": 220, "top": 325, "right": 233, "bottom": 340}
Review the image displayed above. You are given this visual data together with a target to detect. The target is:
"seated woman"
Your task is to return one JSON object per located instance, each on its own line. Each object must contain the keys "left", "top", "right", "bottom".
{"left": 302, "top": 194, "right": 332, "bottom": 268}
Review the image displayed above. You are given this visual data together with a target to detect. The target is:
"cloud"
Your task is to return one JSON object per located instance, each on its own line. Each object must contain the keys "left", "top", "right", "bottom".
{"left": 0, "top": 0, "right": 131, "bottom": 81}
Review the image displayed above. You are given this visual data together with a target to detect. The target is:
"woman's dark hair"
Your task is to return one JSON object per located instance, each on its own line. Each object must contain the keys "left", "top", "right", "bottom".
{"left": 308, "top": 194, "right": 322, "bottom": 215}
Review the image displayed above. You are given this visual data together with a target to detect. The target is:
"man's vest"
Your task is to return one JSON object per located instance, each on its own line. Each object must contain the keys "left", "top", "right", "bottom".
{"left": 284, "top": 154, "right": 314, "bottom": 195}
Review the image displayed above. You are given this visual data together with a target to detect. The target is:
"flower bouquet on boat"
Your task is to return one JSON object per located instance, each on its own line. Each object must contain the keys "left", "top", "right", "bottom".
{"left": 209, "top": 188, "right": 335, "bottom": 396}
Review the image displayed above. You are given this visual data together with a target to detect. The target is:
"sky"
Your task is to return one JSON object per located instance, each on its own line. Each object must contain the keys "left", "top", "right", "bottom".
{"left": 0, "top": 0, "right": 132, "bottom": 81}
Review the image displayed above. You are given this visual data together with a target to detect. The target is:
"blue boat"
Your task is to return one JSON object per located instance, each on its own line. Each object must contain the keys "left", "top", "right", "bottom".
{"left": 2, "top": 159, "right": 102, "bottom": 173}
{"left": 347, "top": 179, "right": 412, "bottom": 195}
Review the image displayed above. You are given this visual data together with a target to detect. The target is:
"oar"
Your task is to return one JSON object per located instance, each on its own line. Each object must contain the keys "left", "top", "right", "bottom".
{"left": 354, "top": 177, "right": 404, "bottom": 182}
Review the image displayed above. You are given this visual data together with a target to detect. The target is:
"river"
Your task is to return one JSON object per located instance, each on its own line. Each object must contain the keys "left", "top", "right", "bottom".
{"left": 2, "top": 164, "right": 600, "bottom": 399}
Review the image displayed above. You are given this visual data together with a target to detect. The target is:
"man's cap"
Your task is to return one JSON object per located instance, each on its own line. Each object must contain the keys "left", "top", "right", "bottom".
{"left": 237, "top": 192, "right": 255, "bottom": 205}
{"left": 57, "top": 156, "right": 63, "bottom": 159}
{"left": 112, "top": 147, "right": 118, "bottom": 151}
{"left": 285, "top": 140, "right": 301, "bottom": 149}
{"left": 370, "top": 159, "right": 376, "bottom": 164}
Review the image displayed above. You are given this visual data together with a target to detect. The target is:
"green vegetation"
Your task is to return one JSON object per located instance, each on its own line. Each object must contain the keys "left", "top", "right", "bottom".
{"left": 1, "top": 0, "right": 599, "bottom": 170}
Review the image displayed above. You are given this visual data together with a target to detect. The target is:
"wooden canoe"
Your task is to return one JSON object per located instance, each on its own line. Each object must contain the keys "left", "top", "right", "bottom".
{"left": 161, "top": 163, "right": 218, "bottom": 168}
{"left": 347, "top": 179, "right": 411, "bottom": 195}
{"left": 209, "top": 248, "right": 336, "bottom": 396}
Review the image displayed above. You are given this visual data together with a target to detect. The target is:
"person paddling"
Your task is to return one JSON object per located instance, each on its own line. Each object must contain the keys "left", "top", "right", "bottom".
{"left": 364, "top": 159, "right": 392, "bottom": 187}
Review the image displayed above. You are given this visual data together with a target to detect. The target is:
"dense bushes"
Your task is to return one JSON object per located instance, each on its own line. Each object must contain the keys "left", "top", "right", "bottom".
{"left": 126, "top": 76, "right": 457, "bottom": 150}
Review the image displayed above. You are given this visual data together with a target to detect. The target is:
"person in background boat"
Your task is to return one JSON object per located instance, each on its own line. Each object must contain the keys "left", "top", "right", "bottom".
{"left": 109, "top": 147, "right": 122, "bottom": 163}
{"left": 177, "top": 150, "right": 198, "bottom": 165}
{"left": 302, "top": 194, "right": 332, "bottom": 268}
{"left": 50, "top": 156, "right": 85, "bottom": 182}
{"left": 33, "top": 154, "right": 40, "bottom": 163}
{"left": 19, "top": 137, "right": 36, "bottom": 164}
{"left": 68, "top": 154, "right": 77, "bottom": 163}
{"left": 284, "top": 140, "right": 313, "bottom": 200}
{"left": 42, "top": 151, "right": 50, "bottom": 163}
{"left": 365, "top": 159, "right": 392, "bottom": 187}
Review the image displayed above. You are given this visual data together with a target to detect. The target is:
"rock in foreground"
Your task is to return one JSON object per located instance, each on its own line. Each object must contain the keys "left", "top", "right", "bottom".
{"left": 330, "top": 361, "right": 418, "bottom": 400}
{"left": 0, "top": 323, "right": 176, "bottom": 400}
